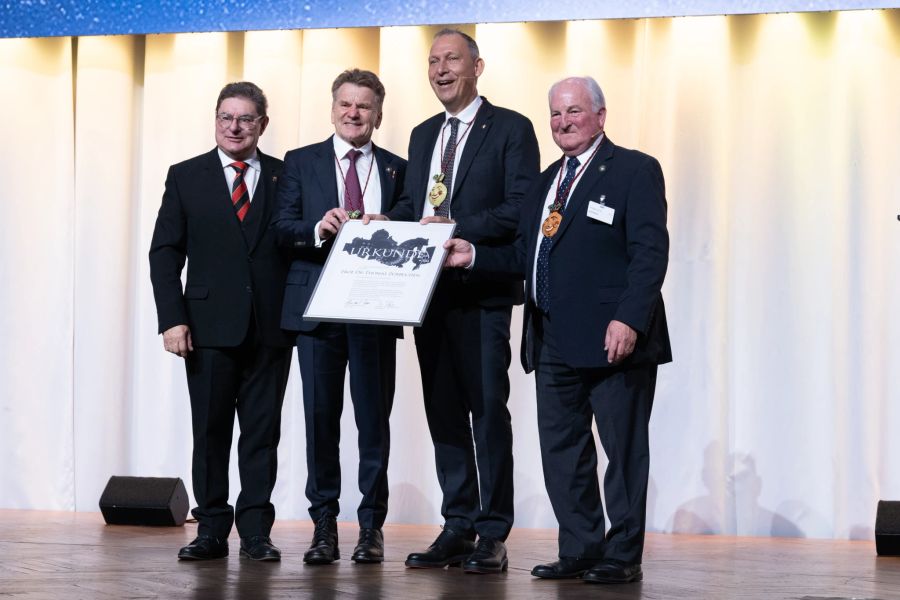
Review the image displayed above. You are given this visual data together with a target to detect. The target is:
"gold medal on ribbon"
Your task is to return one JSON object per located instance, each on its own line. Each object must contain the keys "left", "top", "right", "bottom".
{"left": 429, "top": 173, "right": 448, "bottom": 207}
{"left": 542, "top": 211, "right": 562, "bottom": 237}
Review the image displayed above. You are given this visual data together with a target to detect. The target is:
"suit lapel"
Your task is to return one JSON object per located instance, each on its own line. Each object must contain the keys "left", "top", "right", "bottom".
{"left": 374, "top": 145, "right": 400, "bottom": 213}
{"left": 554, "top": 137, "right": 614, "bottom": 242}
{"left": 525, "top": 165, "right": 561, "bottom": 274}
{"left": 244, "top": 152, "right": 281, "bottom": 254}
{"left": 312, "top": 139, "right": 340, "bottom": 210}
{"left": 202, "top": 148, "right": 246, "bottom": 234}
{"left": 450, "top": 97, "right": 492, "bottom": 203}
{"left": 413, "top": 116, "right": 443, "bottom": 220}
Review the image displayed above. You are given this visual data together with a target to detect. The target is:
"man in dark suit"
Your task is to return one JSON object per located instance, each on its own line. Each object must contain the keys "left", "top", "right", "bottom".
{"left": 373, "top": 29, "right": 540, "bottom": 573}
{"left": 445, "top": 76, "right": 671, "bottom": 584}
{"left": 149, "top": 82, "right": 293, "bottom": 561}
{"left": 273, "top": 69, "right": 406, "bottom": 565}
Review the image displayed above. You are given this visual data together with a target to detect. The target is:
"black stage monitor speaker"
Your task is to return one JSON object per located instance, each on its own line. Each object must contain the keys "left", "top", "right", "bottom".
{"left": 876, "top": 500, "right": 900, "bottom": 555}
{"left": 99, "top": 476, "right": 189, "bottom": 526}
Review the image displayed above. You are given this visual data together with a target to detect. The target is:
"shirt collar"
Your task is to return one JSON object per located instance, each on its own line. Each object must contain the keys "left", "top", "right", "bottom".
{"left": 445, "top": 95, "right": 483, "bottom": 123}
{"left": 332, "top": 134, "right": 373, "bottom": 160}
{"left": 569, "top": 132, "right": 605, "bottom": 168}
{"left": 218, "top": 147, "right": 261, "bottom": 171}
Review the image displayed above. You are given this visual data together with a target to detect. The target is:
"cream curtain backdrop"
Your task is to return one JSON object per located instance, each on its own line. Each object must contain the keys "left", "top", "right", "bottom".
{"left": 1, "top": 10, "right": 898, "bottom": 540}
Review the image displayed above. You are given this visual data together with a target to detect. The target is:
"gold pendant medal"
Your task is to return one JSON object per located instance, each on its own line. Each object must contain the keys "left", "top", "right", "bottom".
{"left": 542, "top": 211, "right": 562, "bottom": 237}
{"left": 429, "top": 173, "right": 448, "bottom": 207}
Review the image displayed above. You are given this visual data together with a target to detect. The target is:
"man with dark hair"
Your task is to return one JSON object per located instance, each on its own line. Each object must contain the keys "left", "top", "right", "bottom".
{"left": 444, "top": 76, "right": 671, "bottom": 584}
{"left": 370, "top": 29, "right": 540, "bottom": 573}
{"left": 274, "top": 68, "right": 406, "bottom": 565}
{"left": 149, "top": 81, "right": 293, "bottom": 561}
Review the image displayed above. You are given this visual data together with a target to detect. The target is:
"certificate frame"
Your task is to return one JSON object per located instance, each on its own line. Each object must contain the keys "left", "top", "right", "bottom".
{"left": 303, "top": 220, "right": 457, "bottom": 327}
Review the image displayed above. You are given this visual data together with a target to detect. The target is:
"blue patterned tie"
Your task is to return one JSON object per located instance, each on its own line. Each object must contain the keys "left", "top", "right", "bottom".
{"left": 535, "top": 156, "right": 580, "bottom": 313}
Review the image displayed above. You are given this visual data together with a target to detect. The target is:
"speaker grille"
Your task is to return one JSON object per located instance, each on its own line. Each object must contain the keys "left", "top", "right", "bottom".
{"left": 876, "top": 500, "right": 900, "bottom": 556}
{"left": 99, "top": 476, "right": 189, "bottom": 527}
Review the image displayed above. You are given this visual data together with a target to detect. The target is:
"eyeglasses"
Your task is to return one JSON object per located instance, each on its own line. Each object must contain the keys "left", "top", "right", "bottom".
{"left": 216, "top": 113, "right": 263, "bottom": 130}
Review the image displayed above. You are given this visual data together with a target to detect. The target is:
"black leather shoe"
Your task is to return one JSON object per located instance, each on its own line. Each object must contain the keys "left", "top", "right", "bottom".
{"left": 463, "top": 538, "right": 508, "bottom": 574}
{"left": 351, "top": 528, "right": 384, "bottom": 563}
{"left": 582, "top": 560, "right": 643, "bottom": 584}
{"left": 239, "top": 535, "right": 281, "bottom": 561}
{"left": 304, "top": 515, "right": 339, "bottom": 565}
{"left": 177, "top": 535, "right": 229, "bottom": 560}
{"left": 405, "top": 527, "right": 476, "bottom": 568}
{"left": 530, "top": 557, "right": 598, "bottom": 579}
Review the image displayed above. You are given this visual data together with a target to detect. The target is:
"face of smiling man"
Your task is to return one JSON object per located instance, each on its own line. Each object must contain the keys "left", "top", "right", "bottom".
{"left": 215, "top": 95, "right": 268, "bottom": 161}
{"left": 331, "top": 82, "right": 382, "bottom": 148}
{"left": 428, "top": 32, "right": 484, "bottom": 115}
{"left": 549, "top": 79, "right": 606, "bottom": 157}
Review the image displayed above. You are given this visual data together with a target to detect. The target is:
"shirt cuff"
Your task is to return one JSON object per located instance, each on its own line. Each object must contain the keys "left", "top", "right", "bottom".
{"left": 313, "top": 220, "right": 325, "bottom": 247}
{"left": 466, "top": 245, "right": 476, "bottom": 269}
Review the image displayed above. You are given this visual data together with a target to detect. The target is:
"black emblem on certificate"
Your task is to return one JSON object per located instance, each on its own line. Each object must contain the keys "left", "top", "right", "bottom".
{"left": 343, "top": 229, "right": 435, "bottom": 270}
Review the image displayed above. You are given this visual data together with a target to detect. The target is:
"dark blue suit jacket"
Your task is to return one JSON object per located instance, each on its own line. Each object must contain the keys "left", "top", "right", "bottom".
{"left": 386, "top": 97, "right": 540, "bottom": 308}
{"left": 273, "top": 137, "right": 407, "bottom": 333}
{"left": 475, "top": 137, "right": 672, "bottom": 371}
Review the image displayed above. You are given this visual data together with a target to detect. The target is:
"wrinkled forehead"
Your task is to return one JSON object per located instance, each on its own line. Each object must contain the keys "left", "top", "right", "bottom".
{"left": 549, "top": 83, "right": 592, "bottom": 111}
{"left": 217, "top": 95, "right": 258, "bottom": 115}
{"left": 430, "top": 33, "right": 472, "bottom": 59}
{"left": 334, "top": 83, "right": 378, "bottom": 104}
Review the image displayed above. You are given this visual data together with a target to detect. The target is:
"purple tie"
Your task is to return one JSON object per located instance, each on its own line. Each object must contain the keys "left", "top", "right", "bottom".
{"left": 344, "top": 149, "right": 364, "bottom": 214}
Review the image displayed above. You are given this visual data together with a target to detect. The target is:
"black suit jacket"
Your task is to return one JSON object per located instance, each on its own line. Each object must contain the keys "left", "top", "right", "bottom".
{"left": 475, "top": 137, "right": 672, "bottom": 371}
{"left": 273, "top": 137, "right": 407, "bottom": 333}
{"left": 149, "top": 148, "right": 293, "bottom": 348}
{"left": 386, "top": 98, "right": 540, "bottom": 307}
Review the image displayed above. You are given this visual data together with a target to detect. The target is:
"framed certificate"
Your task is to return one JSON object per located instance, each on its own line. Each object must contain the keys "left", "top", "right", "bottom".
{"left": 303, "top": 220, "right": 456, "bottom": 326}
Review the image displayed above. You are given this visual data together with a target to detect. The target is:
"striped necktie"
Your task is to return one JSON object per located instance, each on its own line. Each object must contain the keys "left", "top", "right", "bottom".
{"left": 229, "top": 161, "right": 250, "bottom": 221}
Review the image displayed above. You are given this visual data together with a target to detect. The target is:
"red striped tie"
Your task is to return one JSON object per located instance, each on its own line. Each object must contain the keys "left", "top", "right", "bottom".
{"left": 229, "top": 161, "right": 250, "bottom": 221}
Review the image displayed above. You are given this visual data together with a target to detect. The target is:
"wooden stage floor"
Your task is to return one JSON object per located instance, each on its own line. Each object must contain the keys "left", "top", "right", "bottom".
{"left": 1, "top": 510, "right": 899, "bottom": 599}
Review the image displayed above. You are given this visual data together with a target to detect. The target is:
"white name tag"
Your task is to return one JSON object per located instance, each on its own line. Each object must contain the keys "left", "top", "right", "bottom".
{"left": 587, "top": 200, "right": 615, "bottom": 224}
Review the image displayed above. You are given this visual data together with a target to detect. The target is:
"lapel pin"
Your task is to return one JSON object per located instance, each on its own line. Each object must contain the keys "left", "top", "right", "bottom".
{"left": 599, "top": 194, "right": 607, "bottom": 204}
{"left": 599, "top": 164, "right": 606, "bottom": 173}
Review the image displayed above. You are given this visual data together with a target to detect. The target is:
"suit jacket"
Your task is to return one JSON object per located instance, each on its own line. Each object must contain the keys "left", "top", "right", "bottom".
{"left": 475, "top": 137, "right": 672, "bottom": 371}
{"left": 273, "top": 137, "right": 407, "bottom": 333}
{"left": 149, "top": 148, "right": 293, "bottom": 348}
{"left": 386, "top": 97, "right": 540, "bottom": 308}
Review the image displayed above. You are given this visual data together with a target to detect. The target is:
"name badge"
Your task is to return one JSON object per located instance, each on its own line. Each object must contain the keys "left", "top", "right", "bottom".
{"left": 587, "top": 200, "right": 615, "bottom": 225}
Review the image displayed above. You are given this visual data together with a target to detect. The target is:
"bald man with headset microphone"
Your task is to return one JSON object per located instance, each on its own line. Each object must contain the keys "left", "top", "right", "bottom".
{"left": 368, "top": 28, "right": 540, "bottom": 573}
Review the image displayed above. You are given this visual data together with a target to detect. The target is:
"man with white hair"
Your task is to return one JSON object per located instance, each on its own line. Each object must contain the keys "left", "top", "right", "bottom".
{"left": 444, "top": 76, "right": 671, "bottom": 584}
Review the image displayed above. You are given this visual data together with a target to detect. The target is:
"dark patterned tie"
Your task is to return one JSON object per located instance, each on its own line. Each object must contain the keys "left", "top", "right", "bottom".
{"left": 229, "top": 161, "right": 250, "bottom": 221}
{"left": 535, "top": 156, "right": 580, "bottom": 313}
{"left": 434, "top": 117, "right": 459, "bottom": 218}
{"left": 344, "top": 149, "right": 364, "bottom": 214}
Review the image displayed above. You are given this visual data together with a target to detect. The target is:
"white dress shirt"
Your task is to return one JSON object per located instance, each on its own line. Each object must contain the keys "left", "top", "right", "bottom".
{"left": 421, "top": 95, "right": 484, "bottom": 219}
{"left": 218, "top": 148, "right": 261, "bottom": 201}
{"left": 530, "top": 133, "right": 605, "bottom": 303}
{"left": 314, "top": 135, "right": 383, "bottom": 246}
